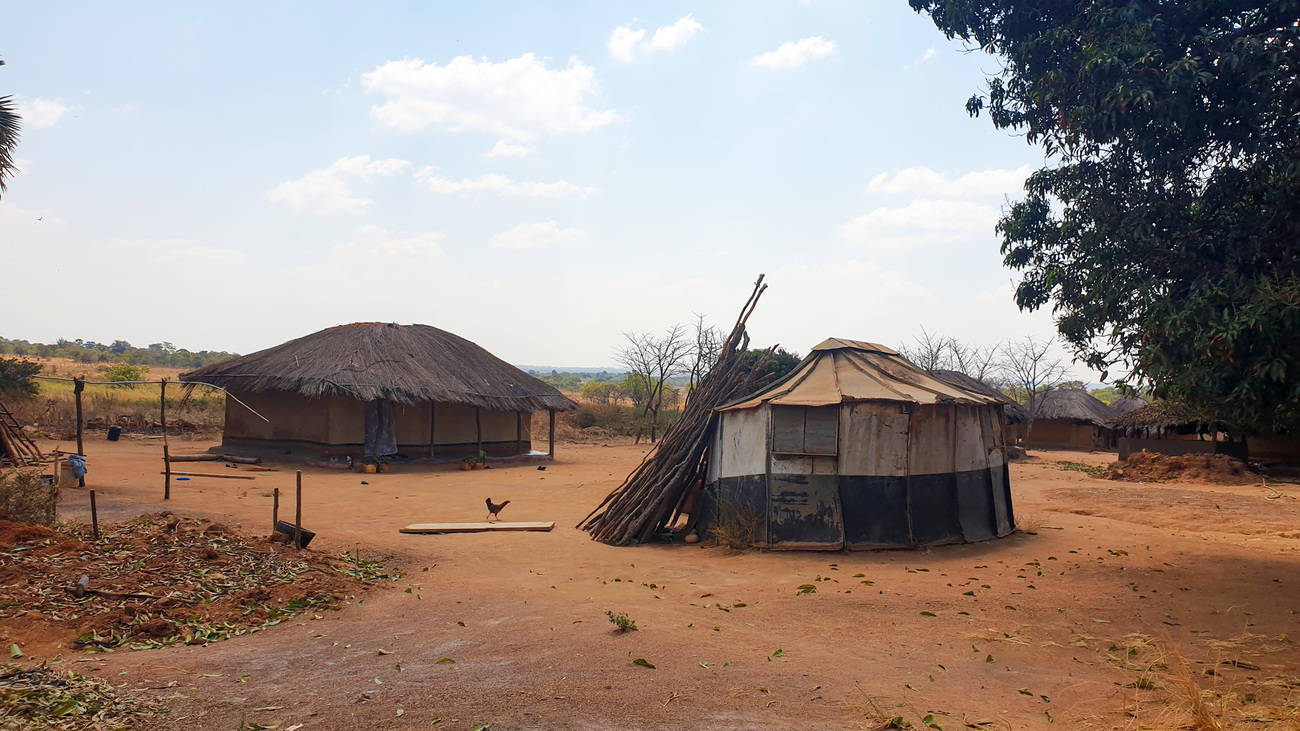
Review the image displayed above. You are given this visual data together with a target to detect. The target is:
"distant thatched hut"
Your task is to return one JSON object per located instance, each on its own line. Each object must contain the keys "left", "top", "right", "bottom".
{"left": 1019, "top": 389, "right": 1117, "bottom": 451}
{"left": 1108, "top": 396, "right": 1149, "bottom": 418}
{"left": 182, "top": 323, "right": 576, "bottom": 460}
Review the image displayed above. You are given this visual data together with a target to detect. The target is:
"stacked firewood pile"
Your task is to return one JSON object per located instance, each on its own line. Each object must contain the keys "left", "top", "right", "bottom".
{"left": 580, "top": 276, "right": 775, "bottom": 545}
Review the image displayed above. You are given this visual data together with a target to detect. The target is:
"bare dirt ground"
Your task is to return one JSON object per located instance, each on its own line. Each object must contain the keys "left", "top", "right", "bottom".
{"left": 13, "top": 439, "right": 1300, "bottom": 730}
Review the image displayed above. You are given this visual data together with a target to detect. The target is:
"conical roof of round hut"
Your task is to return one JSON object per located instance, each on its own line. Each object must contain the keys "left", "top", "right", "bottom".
{"left": 719, "top": 338, "right": 1009, "bottom": 410}
{"left": 181, "top": 322, "right": 576, "bottom": 413}
{"left": 1107, "top": 396, "right": 1149, "bottom": 417}
{"left": 1028, "top": 388, "right": 1116, "bottom": 425}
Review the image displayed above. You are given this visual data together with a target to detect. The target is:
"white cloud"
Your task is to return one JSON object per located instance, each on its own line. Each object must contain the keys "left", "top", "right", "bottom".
{"left": 608, "top": 15, "right": 703, "bottom": 62}
{"left": 749, "top": 37, "right": 836, "bottom": 69}
{"left": 17, "top": 98, "right": 74, "bottom": 129}
{"left": 867, "top": 166, "right": 1032, "bottom": 198}
{"left": 489, "top": 221, "right": 587, "bottom": 250}
{"left": 914, "top": 47, "right": 937, "bottom": 66}
{"left": 266, "top": 155, "right": 410, "bottom": 215}
{"left": 362, "top": 54, "right": 617, "bottom": 142}
{"left": 341, "top": 224, "right": 447, "bottom": 259}
{"left": 485, "top": 139, "right": 537, "bottom": 157}
{"left": 11, "top": 158, "right": 32, "bottom": 177}
{"left": 839, "top": 199, "right": 1000, "bottom": 250}
{"left": 608, "top": 25, "right": 647, "bottom": 63}
{"left": 415, "top": 169, "right": 594, "bottom": 198}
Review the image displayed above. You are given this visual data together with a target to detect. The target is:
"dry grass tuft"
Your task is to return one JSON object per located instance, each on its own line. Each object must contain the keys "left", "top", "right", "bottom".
{"left": 708, "top": 500, "right": 763, "bottom": 549}
{"left": 1015, "top": 510, "right": 1051, "bottom": 534}
{"left": 0, "top": 469, "right": 58, "bottom": 526}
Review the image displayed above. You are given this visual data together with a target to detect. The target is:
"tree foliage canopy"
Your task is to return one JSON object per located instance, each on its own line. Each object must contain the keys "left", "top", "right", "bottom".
{"left": 911, "top": 0, "right": 1300, "bottom": 434}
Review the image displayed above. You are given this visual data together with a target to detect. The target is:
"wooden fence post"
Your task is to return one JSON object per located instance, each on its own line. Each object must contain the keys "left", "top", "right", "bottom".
{"left": 89, "top": 489, "right": 99, "bottom": 541}
{"left": 74, "top": 378, "right": 85, "bottom": 487}
{"left": 548, "top": 409, "right": 555, "bottom": 458}
{"left": 163, "top": 444, "right": 171, "bottom": 500}
{"left": 272, "top": 487, "right": 280, "bottom": 534}
{"left": 294, "top": 471, "right": 303, "bottom": 549}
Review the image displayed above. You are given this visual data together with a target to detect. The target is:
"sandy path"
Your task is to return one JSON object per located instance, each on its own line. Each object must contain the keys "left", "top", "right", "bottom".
{"left": 26, "top": 437, "right": 1300, "bottom": 729}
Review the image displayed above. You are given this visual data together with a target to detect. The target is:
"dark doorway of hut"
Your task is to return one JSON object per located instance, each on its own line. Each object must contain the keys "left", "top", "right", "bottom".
{"left": 363, "top": 398, "right": 398, "bottom": 463}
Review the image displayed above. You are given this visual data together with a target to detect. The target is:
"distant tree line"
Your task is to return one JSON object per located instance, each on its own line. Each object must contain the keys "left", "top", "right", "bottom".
{"left": 0, "top": 337, "right": 239, "bottom": 369}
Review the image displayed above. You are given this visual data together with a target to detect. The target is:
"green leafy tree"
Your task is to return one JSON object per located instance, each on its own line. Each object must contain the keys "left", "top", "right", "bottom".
{"left": 0, "top": 357, "right": 40, "bottom": 396}
{"left": 912, "top": 0, "right": 1300, "bottom": 434}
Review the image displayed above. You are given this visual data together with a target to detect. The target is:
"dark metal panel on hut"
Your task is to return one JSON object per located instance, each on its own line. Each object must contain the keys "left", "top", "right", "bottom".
{"left": 766, "top": 472, "right": 844, "bottom": 548}
{"left": 840, "top": 475, "right": 910, "bottom": 547}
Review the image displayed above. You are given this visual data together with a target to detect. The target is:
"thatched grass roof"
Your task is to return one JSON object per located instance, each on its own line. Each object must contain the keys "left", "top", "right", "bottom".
{"left": 181, "top": 323, "right": 576, "bottom": 412}
{"left": 1108, "top": 396, "right": 1149, "bottom": 417}
{"left": 1110, "top": 400, "right": 1210, "bottom": 429}
{"left": 1028, "top": 388, "right": 1116, "bottom": 425}
{"left": 928, "top": 370, "right": 1026, "bottom": 422}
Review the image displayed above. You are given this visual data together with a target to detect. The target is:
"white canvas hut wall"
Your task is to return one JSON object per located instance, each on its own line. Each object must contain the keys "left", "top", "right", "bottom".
{"left": 705, "top": 339, "right": 1014, "bottom": 550}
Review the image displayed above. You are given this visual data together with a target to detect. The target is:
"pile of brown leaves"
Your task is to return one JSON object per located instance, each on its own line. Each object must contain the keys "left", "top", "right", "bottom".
{"left": 0, "top": 662, "right": 162, "bottom": 730}
{"left": 0, "top": 513, "right": 400, "bottom": 651}
{"left": 1105, "top": 452, "right": 1260, "bottom": 485}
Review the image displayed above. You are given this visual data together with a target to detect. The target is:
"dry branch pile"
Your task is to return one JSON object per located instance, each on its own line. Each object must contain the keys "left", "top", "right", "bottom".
{"left": 580, "top": 276, "right": 774, "bottom": 545}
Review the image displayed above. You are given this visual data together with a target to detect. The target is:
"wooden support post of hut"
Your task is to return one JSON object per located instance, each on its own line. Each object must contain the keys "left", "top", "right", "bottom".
{"left": 548, "top": 409, "right": 555, "bottom": 458}
{"left": 516, "top": 412, "right": 523, "bottom": 456}
{"left": 475, "top": 407, "right": 482, "bottom": 456}
{"left": 74, "top": 377, "right": 85, "bottom": 487}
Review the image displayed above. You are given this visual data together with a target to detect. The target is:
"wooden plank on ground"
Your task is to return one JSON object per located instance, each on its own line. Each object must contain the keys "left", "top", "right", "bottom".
{"left": 400, "top": 521, "right": 555, "bottom": 534}
{"left": 157, "top": 471, "right": 256, "bottom": 480}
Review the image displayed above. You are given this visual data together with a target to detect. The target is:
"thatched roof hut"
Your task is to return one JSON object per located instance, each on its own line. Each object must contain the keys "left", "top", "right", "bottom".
{"left": 1028, "top": 388, "right": 1116, "bottom": 424}
{"left": 1016, "top": 388, "right": 1118, "bottom": 451}
{"left": 1108, "top": 396, "right": 1149, "bottom": 418}
{"left": 182, "top": 323, "right": 575, "bottom": 460}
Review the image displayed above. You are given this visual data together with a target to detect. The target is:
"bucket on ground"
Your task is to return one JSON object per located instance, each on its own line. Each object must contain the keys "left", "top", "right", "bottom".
{"left": 107, "top": 425, "right": 122, "bottom": 442}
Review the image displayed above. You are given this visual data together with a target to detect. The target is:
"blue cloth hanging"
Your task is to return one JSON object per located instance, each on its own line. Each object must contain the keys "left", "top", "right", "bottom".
{"left": 66, "top": 454, "right": 88, "bottom": 479}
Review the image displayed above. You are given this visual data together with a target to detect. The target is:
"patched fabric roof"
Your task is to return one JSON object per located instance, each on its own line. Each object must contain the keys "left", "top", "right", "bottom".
{"left": 720, "top": 338, "right": 1008, "bottom": 411}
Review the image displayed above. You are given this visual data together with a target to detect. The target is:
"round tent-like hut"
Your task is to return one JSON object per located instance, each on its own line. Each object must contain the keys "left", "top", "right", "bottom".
{"left": 704, "top": 338, "right": 1014, "bottom": 550}
{"left": 182, "top": 323, "right": 576, "bottom": 460}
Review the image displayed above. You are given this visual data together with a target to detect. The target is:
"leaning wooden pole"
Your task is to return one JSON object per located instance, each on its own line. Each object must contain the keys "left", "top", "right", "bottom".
{"left": 294, "top": 470, "right": 303, "bottom": 550}
{"left": 580, "top": 274, "right": 773, "bottom": 545}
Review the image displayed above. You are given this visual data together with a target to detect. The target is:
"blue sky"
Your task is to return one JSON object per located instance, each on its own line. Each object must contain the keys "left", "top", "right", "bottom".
{"left": 2, "top": 2, "right": 1081, "bottom": 372}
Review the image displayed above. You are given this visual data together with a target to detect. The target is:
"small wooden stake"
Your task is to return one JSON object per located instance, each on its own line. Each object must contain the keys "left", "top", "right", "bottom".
{"left": 89, "top": 489, "right": 99, "bottom": 541}
{"left": 294, "top": 470, "right": 303, "bottom": 550}
{"left": 163, "top": 445, "right": 171, "bottom": 500}
{"left": 160, "top": 380, "right": 168, "bottom": 448}
{"left": 73, "top": 378, "right": 85, "bottom": 488}
{"left": 272, "top": 487, "right": 280, "bottom": 534}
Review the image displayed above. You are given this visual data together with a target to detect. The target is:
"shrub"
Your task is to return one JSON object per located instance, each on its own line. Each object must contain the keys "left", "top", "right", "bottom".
{"left": 0, "top": 469, "right": 59, "bottom": 526}
{"left": 0, "top": 358, "right": 41, "bottom": 396}
{"left": 605, "top": 610, "right": 638, "bottom": 633}
{"left": 102, "top": 363, "right": 150, "bottom": 387}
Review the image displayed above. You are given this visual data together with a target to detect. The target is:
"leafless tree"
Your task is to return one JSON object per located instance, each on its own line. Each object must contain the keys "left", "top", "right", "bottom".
{"left": 686, "top": 313, "right": 724, "bottom": 400}
{"left": 900, "top": 328, "right": 1001, "bottom": 381}
{"left": 950, "top": 340, "right": 1001, "bottom": 381}
{"left": 998, "top": 335, "right": 1069, "bottom": 443}
{"left": 615, "top": 324, "right": 692, "bottom": 443}
{"left": 899, "top": 327, "right": 951, "bottom": 371}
